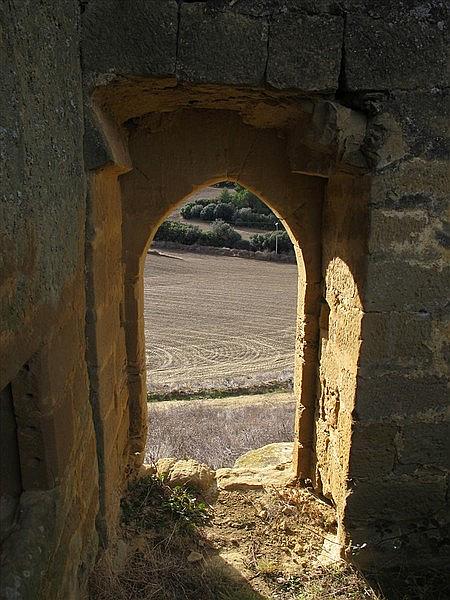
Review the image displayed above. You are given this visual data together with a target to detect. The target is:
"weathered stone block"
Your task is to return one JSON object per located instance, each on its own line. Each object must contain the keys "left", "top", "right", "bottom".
{"left": 83, "top": 103, "right": 132, "bottom": 172}
{"left": 267, "top": 14, "right": 343, "bottom": 91}
{"left": 383, "top": 91, "right": 450, "bottom": 162}
{"left": 398, "top": 422, "right": 450, "bottom": 470}
{"left": 288, "top": 101, "right": 367, "bottom": 176}
{"left": 345, "top": 15, "right": 447, "bottom": 90}
{"left": 342, "top": 1, "right": 448, "bottom": 21}
{"left": 355, "top": 374, "right": 449, "bottom": 421}
{"left": 82, "top": 0, "right": 178, "bottom": 76}
{"left": 210, "top": 0, "right": 338, "bottom": 17}
{"left": 363, "top": 260, "right": 450, "bottom": 312}
{"left": 368, "top": 209, "right": 431, "bottom": 256}
{"left": 0, "top": 490, "right": 60, "bottom": 599}
{"left": 346, "top": 475, "right": 447, "bottom": 524}
{"left": 349, "top": 423, "right": 397, "bottom": 478}
{"left": 362, "top": 112, "right": 409, "bottom": 169}
{"left": 368, "top": 159, "right": 449, "bottom": 215}
{"left": 359, "top": 312, "right": 433, "bottom": 371}
{"left": 210, "top": 0, "right": 280, "bottom": 16}
{"left": 177, "top": 4, "right": 268, "bottom": 85}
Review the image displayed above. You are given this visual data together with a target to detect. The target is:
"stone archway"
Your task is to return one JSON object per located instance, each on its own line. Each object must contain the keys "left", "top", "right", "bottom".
{"left": 2, "top": 4, "right": 448, "bottom": 596}
{"left": 86, "top": 99, "right": 367, "bottom": 560}
{"left": 120, "top": 109, "right": 326, "bottom": 483}
{"left": 2, "top": 3, "right": 448, "bottom": 597}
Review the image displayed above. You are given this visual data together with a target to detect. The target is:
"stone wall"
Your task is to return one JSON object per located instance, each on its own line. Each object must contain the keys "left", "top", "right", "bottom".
{"left": 0, "top": 1, "right": 98, "bottom": 597}
{"left": 1, "top": 0, "right": 448, "bottom": 597}
{"left": 345, "top": 90, "right": 450, "bottom": 568}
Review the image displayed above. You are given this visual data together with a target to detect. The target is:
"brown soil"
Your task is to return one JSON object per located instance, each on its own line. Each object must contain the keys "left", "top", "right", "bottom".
{"left": 203, "top": 487, "right": 340, "bottom": 599}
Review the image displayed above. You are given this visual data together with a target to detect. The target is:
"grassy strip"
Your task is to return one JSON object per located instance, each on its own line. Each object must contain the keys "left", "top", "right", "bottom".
{"left": 147, "top": 381, "right": 292, "bottom": 403}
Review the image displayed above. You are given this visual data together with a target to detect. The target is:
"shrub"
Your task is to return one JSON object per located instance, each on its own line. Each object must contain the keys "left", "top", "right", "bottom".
{"left": 199, "top": 203, "right": 217, "bottom": 221}
{"left": 234, "top": 208, "right": 276, "bottom": 230}
{"left": 211, "top": 220, "right": 242, "bottom": 247}
{"left": 234, "top": 207, "right": 253, "bottom": 225}
{"left": 189, "top": 204, "right": 203, "bottom": 219}
{"left": 234, "top": 239, "right": 252, "bottom": 250}
{"left": 234, "top": 184, "right": 271, "bottom": 215}
{"left": 193, "top": 198, "right": 213, "bottom": 207}
{"left": 181, "top": 199, "right": 212, "bottom": 219}
{"left": 250, "top": 231, "right": 293, "bottom": 253}
{"left": 218, "top": 189, "right": 234, "bottom": 203}
{"left": 181, "top": 187, "right": 278, "bottom": 229}
{"left": 155, "top": 221, "right": 201, "bottom": 245}
{"left": 213, "top": 202, "right": 235, "bottom": 222}
{"left": 199, "top": 220, "right": 242, "bottom": 248}
{"left": 180, "top": 202, "right": 194, "bottom": 219}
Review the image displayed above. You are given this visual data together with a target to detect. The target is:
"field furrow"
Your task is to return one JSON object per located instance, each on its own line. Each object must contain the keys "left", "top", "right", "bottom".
{"left": 144, "top": 251, "right": 298, "bottom": 392}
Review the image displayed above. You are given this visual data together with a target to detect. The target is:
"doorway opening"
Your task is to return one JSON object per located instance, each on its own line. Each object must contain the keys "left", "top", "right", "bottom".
{"left": 143, "top": 182, "right": 299, "bottom": 470}
{"left": 88, "top": 99, "right": 375, "bottom": 598}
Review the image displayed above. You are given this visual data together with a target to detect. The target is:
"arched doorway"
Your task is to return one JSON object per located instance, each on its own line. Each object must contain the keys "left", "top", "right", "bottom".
{"left": 119, "top": 110, "right": 326, "bottom": 488}
{"left": 87, "top": 103, "right": 365, "bottom": 562}
{"left": 143, "top": 182, "right": 299, "bottom": 468}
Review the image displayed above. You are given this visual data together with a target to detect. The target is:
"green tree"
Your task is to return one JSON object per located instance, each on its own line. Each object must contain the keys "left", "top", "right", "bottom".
{"left": 199, "top": 220, "right": 242, "bottom": 248}
{"left": 214, "top": 202, "right": 235, "bottom": 222}
{"left": 218, "top": 189, "right": 233, "bottom": 204}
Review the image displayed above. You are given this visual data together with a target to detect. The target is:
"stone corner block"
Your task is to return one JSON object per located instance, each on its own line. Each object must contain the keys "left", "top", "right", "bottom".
{"left": 287, "top": 101, "right": 368, "bottom": 176}
{"left": 177, "top": 3, "right": 268, "bottom": 86}
{"left": 267, "top": 13, "right": 344, "bottom": 92}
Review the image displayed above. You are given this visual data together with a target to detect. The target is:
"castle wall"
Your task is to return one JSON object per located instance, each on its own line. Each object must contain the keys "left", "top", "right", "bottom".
{"left": 0, "top": 1, "right": 98, "bottom": 597}
{"left": 1, "top": 0, "right": 448, "bottom": 596}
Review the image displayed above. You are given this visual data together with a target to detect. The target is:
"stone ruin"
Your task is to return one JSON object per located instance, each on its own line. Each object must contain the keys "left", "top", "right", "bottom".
{"left": 0, "top": 1, "right": 449, "bottom": 597}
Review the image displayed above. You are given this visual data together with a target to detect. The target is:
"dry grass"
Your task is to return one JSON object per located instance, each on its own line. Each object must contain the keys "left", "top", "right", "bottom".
{"left": 145, "top": 392, "right": 296, "bottom": 468}
{"left": 89, "top": 473, "right": 450, "bottom": 600}
{"left": 89, "top": 475, "right": 264, "bottom": 600}
{"left": 143, "top": 251, "right": 297, "bottom": 393}
{"left": 88, "top": 477, "right": 382, "bottom": 600}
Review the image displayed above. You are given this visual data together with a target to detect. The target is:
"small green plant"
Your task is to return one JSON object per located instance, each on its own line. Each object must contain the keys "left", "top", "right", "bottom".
{"left": 162, "top": 485, "right": 210, "bottom": 527}
{"left": 256, "top": 558, "right": 279, "bottom": 575}
{"left": 120, "top": 474, "right": 164, "bottom": 529}
{"left": 121, "top": 474, "right": 210, "bottom": 532}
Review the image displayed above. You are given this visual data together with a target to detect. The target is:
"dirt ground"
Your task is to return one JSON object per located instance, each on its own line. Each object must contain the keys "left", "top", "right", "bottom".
{"left": 143, "top": 251, "right": 298, "bottom": 393}
{"left": 89, "top": 479, "right": 388, "bottom": 600}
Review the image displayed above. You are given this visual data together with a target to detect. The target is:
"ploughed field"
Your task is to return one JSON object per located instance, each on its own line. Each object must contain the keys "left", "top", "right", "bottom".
{"left": 144, "top": 251, "right": 298, "bottom": 393}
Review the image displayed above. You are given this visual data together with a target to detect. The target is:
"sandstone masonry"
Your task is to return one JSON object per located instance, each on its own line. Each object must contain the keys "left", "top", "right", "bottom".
{"left": 1, "top": 1, "right": 448, "bottom": 597}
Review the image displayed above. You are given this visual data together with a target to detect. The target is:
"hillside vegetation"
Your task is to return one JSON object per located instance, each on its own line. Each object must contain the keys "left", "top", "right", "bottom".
{"left": 155, "top": 184, "right": 294, "bottom": 254}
